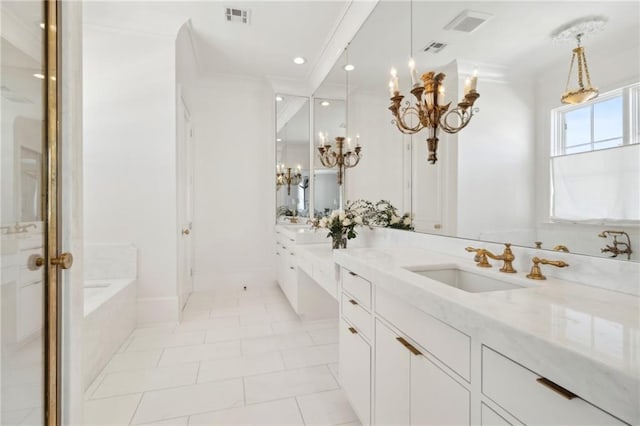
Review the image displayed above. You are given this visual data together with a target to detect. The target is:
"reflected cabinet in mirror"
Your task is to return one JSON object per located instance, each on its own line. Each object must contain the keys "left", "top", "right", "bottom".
{"left": 316, "top": 0, "right": 639, "bottom": 260}
{"left": 275, "top": 95, "right": 310, "bottom": 222}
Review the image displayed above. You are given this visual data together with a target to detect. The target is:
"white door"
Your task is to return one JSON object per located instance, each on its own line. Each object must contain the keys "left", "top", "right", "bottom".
{"left": 177, "top": 95, "right": 194, "bottom": 313}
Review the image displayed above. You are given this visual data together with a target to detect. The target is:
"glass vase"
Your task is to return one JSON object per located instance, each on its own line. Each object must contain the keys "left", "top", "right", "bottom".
{"left": 331, "top": 234, "right": 347, "bottom": 249}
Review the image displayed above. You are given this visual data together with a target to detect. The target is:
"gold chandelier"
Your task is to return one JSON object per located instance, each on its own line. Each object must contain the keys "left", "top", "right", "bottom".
{"left": 276, "top": 164, "right": 301, "bottom": 195}
{"left": 388, "top": 65, "right": 480, "bottom": 164}
{"left": 560, "top": 34, "right": 598, "bottom": 105}
{"left": 317, "top": 134, "right": 361, "bottom": 185}
{"left": 553, "top": 17, "right": 605, "bottom": 105}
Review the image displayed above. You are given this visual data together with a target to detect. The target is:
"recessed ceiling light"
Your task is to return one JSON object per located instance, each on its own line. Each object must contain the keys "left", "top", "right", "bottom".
{"left": 276, "top": 138, "right": 282, "bottom": 142}
{"left": 39, "top": 23, "right": 45, "bottom": 30}
{"left": 344, "top": 64, "right": 355, "bottom": 72}
{"left": 320, "top": 101, "right": 330, "bottom": 107}
{"left": 293, "top": 57, "right": 307, "bottom": 65}
{"left": 275, "top": 95, "right": 284, "bottom": 102}
{"left": 33, "top": 73, "right": 45, "bottom": 79}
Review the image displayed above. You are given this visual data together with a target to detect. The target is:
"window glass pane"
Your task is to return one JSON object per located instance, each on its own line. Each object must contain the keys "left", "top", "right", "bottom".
{"left": 565, "top": 107, "right": 590, "bottom": 148}
{"left": 565, "top": 144, "right": 592, "bottom": 155}
{"left": 594, "top": 138, "right": 623, "bottom": 150}
{"left": 593, "top": 96, "right": 623, "bottom": 142}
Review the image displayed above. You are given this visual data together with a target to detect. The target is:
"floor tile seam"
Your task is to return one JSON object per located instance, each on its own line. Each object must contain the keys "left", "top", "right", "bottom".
{"left": 134, "top": 413, "right": 189, "bottom": 426}
{"left": 196, "top": 364, "right": 289, "bottom": 385}
{"left": 123, "top": 341, "right": 212, "bottom": 353}
{"left": 94, "top": 375, "right": 242, "bottom": 402}
{"left": 85, "top": 374, "right": 108, "bottom": 400}
{"left": 246, "top": 383, "right": 342, "bottom": 407}
{"left": 293, "top": 395, "right": 308, "bottom": 425}
{"left": 97, "top": 360, "right": 201, "bottom": 380}
{"left": 184, "top": 395, "right": 303, "bottom": 423}
{"left": 126, "top": 392, "right": 145, "bottom": 425}
{"left": 156, "top": 348, "right": 165, "bottom": 368}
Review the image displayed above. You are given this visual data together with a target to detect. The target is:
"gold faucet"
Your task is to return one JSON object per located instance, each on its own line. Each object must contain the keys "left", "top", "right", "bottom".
{"left": 598, "top": 230, "right": 632, "bottom": 260}
{"left": 526, "top": 257, "right": 569, "bottom": 280}
{"left": 465, "top": 243, "right": 517, "bottom": 273}
{"left": 553, "top": 245, "right": 570, "bottom": 252}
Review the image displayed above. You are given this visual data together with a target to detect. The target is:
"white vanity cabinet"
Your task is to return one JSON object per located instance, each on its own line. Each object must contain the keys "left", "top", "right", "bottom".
{"left": 337, "top": 265, "right": 628, "bottom": 426}
{"left": 374, "top": 319, "right": 470, "bottom": 426}
{"left": 339, "top": 318, "right": 371, "bottom": 425}
{"left": 482, "top": 346, "right": 625, "bottom": 425}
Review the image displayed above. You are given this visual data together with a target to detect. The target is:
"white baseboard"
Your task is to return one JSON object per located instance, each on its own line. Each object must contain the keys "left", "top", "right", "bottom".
{"left": 194, "top": 268, "right": 276, "bottom": 291}
{"left": 137, "top": 296, "right": 179, "bottom": 325}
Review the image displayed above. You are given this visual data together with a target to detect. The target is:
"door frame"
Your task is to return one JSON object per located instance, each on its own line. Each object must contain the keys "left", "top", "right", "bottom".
{"left": 176, "top": 88, "right": 194, "bottom": 314}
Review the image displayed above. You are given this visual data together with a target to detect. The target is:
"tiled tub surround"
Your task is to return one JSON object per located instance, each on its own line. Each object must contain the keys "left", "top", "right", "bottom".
{"left": 83, "top": 285, "right": 359, "bottom": 426}
{"left": 83, "top": 244, "right": 138, "bottom": 391}
{"left": 334, "top": 245, "right": 640, "bottom": 425}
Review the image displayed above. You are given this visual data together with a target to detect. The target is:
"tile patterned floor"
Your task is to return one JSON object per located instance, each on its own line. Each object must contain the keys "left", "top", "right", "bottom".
{"left": 84, "top": 285, "right": 359, "bottom": 425}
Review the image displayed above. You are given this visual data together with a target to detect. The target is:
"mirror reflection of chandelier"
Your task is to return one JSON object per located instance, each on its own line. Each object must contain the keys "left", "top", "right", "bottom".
{"left": 553, "top": 17, "right": 606, "bottom": 105}
{"left": 276, "top": 164, "right": 301, "bottom": 195}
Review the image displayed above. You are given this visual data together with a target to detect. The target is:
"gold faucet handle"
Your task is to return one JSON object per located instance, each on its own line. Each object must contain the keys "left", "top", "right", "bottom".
{"left": 465, "top": 247, "right": 491, "bottom": 268}
{"left": 526, "top": 257, "right": 569, "bottom": 280}
{"left": 499, "top": 243, "right": 516, "bottom": 273}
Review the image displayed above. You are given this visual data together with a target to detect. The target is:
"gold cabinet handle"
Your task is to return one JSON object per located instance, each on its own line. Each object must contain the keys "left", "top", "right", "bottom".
{"left": 290, "top": 252, "right": 294, "bottom": 256}
{"left": 396, "top": 336, "right": 422, "bottom": 356}
{"left": 289, "top": 266, "right": 295, "bottom": 270}
{"left": 348, "top": 327, "right": 358, "bottom": 334}
{"left": 536, "top": 378, "right": 577, "bottom": 400}
{"left": 181, "top": 228, "right": 190, "bottom": 235}
{"left": 275, "top": 252, "right": 280, "bottom": 256}
{"left": 348, "top": 271, "right": 357, "bottom": 276}
{"left": 51, "top": 252, "right": 74, "bottom": 270}
{"left": 349, "top": 299, "right": 358, "bottom": 305}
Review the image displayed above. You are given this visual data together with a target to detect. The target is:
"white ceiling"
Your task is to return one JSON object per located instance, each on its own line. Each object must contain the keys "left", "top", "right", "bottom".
{"left": 83, "top": 1, "right": 352, "bottom": 82}
{"left": 321, "top": 1, "right": 640, "bottom": 90}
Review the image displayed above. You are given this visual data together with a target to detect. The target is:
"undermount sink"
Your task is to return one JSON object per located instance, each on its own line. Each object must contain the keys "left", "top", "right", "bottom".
{"left": 408, "top": 267, "right": 526, "bottom": 293}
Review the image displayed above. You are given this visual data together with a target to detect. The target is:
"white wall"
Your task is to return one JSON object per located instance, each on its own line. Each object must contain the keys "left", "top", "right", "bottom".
{"left": 83, "top": 25, "right": 179, "bottom": 323}
{"left": 534, "top": 43, "right": 640, "bottom": 259}
{"left": 191, "top": 76, "right": 275, "bottom": 290}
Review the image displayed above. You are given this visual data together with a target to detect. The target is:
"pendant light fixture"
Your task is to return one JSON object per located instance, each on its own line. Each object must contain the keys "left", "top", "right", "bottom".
{"left": 553, "top": 17, "right": 606, "bottom": 105}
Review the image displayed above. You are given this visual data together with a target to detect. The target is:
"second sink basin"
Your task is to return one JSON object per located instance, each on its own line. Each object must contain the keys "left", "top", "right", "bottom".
{"left": 409, "top": 268, "right": 526, "bottom": 293}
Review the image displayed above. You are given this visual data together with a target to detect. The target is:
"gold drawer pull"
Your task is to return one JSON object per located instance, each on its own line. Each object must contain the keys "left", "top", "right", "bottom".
{"left": 349, "top": 299, "right": 358, "bottom": 305}
{"left": 348, "top": 271, "right": 357, "bottom": 276}
{"left": 396, "top": 337, "right": 421, "bottom": 356}
{"left": 276, "top": 252, "right": 280, "bottom": 256}
{"left": 290, "top": 253, "right": 294, "bottom": 256}
{"left": 348, "top": 327, "right": 358, "bottom": 334}
{"left": 536, "top": 378, "right": 577, "bottom": 400}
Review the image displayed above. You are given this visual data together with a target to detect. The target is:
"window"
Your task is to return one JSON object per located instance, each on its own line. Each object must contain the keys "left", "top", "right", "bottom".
{"left": 550, "top": 83, "right": 640, "bottom": 222}
{"left": 553, "top": 83, "right": 640, "bottom": 156}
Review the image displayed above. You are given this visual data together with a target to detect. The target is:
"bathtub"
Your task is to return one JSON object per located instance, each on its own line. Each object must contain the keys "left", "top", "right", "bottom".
{"left": 83, "top": 278, "right": 137, "bottom": 390}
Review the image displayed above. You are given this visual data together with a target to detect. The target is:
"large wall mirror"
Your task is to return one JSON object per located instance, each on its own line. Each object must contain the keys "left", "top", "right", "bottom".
{"left": 312, "top": 96, "right": 344, "bottom": 215}
{"left": 317, "top": 0, "right": 639, "bottom": 261}
{"left": 275, "top": 94, "right": 310, "bottom": 221}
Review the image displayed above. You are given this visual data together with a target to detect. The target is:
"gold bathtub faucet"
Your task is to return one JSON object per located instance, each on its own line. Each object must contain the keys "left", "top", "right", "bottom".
{"left": 465, "top": 243, "right": 517, "bottom": 273}
{"left": 526, "top": 257, "right": 569, "bottom": 280}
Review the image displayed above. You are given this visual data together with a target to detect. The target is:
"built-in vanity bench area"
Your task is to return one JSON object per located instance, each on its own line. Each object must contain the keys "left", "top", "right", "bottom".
{"left": 274, "top": 225, "right": 639, "bottom": 426}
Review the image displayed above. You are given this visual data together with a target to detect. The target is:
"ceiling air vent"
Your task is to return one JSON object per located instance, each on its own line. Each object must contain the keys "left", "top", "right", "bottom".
{"left": 444, "top": 10, "right": 493, "bottom": 33}
{"left": 423, "top": 41, "right": 448, "bottom": 54}
{"left": 225, "top": 7, "right": 250, "bottom": 24}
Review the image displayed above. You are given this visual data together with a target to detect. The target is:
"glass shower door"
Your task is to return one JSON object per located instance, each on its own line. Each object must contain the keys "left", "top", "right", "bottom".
{"left": 1, "top": 1, "right": 49, "bottom": 424}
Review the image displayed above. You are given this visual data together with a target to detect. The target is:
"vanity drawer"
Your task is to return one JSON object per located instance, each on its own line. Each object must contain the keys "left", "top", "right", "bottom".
{"left": 297, "top": 255, "right": 312, "bottom": 277}
{"left": 341, "top": 292, "right": 371, "bottom": 339}
{"left": 482, "top": 346, "right": 624, "bottom": 425}
{"left": 342, "top": 269, "right": 371, "bottom": 309}
{"left": 376, "top": 287, "right": 470, "bottom": 381}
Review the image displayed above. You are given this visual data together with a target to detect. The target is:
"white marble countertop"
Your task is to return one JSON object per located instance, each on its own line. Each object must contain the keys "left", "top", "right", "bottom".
{"left": 333, "top": 246, "right": 640, "bottom": 424}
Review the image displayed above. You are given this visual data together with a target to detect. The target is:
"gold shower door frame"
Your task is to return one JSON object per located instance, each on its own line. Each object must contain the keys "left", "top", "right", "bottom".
{"left": 44, "top": 1, "right": 62, "bottom": 425}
